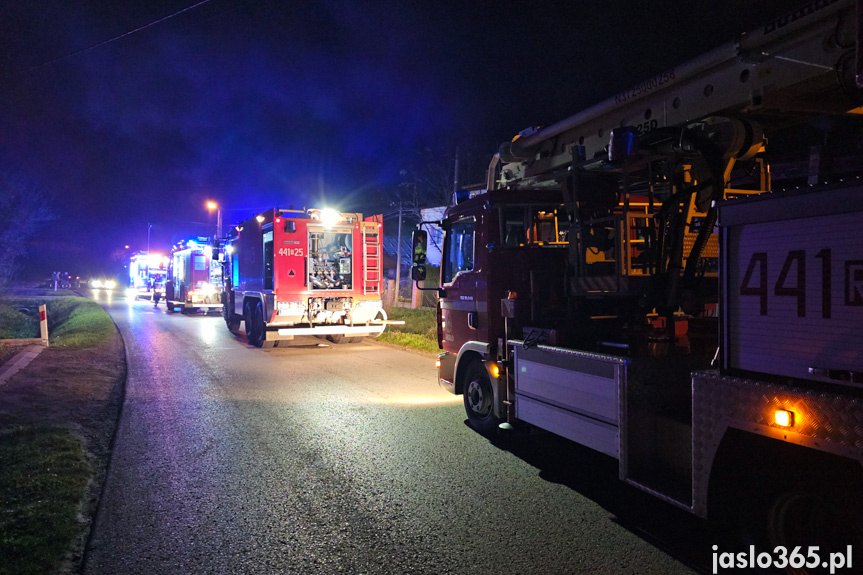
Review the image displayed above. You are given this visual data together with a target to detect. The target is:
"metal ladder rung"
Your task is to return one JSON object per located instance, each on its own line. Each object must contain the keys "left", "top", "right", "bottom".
{"left": 362, "top": 224, "right": 381, "bottom": 295}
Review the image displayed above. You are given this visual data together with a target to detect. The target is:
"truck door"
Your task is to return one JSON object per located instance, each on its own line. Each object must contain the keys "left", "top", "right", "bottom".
{"left": 440, "top": 216, "right": 478, "bottom": 353}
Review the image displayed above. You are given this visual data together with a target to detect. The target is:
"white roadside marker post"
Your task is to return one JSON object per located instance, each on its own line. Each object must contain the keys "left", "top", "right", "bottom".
{"left": 39, "top": 304, "right": 48, "bottom": 346}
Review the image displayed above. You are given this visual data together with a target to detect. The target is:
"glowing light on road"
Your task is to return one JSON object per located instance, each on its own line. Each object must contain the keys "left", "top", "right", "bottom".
{"left": 90, "top": 288, "right": 114, "bottom": 304}
{"left": 379, "top": 394, "right": 462, "bottom": 406}
{"left": 197, "top": 317, "right": 220, "bottom": 345}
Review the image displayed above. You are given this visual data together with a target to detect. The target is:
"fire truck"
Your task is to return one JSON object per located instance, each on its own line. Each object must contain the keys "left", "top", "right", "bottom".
{"left": 221, "top": 208, "right": 387, "bottom": 347}
{"left": 414, "top": 0, "right": 863, "bottom": 560}
{"left": 128, "top": 252, "right": 168, "bottom": 300}
{"left": 164, "top": 237, "right": 223, "bottom": 313}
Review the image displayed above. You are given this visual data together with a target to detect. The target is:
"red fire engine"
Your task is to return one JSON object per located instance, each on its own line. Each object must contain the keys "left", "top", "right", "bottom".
{"left": 413, "top": 0, "right": 863, "bottom": 562}
{"left": 221, "top": 208, "right": 387, "bottom": 347}
{"left": 165, "top": 237, "right": 223, "bottom": 313}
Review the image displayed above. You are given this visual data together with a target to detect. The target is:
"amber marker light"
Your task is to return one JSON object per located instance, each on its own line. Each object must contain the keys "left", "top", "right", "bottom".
{"left": 774, "top": 409, "right": 795, "bottom": 428}
{"left": 488, "top": 363, "right": 501, "bottom": 379}
{"left": 435, "top": 358, "right": 441, "bottom": 369}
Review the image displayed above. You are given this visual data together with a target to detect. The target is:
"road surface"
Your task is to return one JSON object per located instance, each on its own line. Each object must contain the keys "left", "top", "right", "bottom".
{"left": 84, "top": 293, "right": 710, "bottom": 574}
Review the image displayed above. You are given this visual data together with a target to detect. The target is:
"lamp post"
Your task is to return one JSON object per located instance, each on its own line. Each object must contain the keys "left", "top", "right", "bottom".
{"left": 206, "top": 201, "right": 222, "bottom": 238}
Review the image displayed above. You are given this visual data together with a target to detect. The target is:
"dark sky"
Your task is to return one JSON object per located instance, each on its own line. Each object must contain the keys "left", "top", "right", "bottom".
{"left": 2, "top": 0, "right": 789, "bottom": 277}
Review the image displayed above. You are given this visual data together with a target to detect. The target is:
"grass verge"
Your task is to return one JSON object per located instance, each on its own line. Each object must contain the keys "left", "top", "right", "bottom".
{"left": 0, "top": 294, "right": 125, "bottom": 575}
{"left": 45, "top": 298, "right": 115, "bottom": 348}
{"left": 0, "top": 296, "right": 113, "bottom": 347}
{"left": 377, "top": 306, "right": 439, "bottom": 353}
{"left": 0, "top": 301, "right": 39, "bottom": 339}
{"left": 0, "top": 428, "right": 91, "bottom": 575}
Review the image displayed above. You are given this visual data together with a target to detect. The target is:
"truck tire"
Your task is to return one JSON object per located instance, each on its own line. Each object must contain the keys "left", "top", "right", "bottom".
{"left": 255, "top": 303, "right": 276, "bottom": 348}
{"left": 765, "top": 484, "right": 862, "bottom": 573}
{"left": 463, "top": 361, "right": 499, "bottom": 436}
{"left": 247, "top": 301, "right": 271, "bottom": 348}
{"left": 224, "top": 295, "right": 240, "bottom": 332}
{"left": 244, "top": 302, "right": 260, "bottom": 347}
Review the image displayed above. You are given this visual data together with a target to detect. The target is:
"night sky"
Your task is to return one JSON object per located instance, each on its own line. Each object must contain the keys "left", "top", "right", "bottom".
{"left": 2, "top": 0, "right": 789, "bottom": 279}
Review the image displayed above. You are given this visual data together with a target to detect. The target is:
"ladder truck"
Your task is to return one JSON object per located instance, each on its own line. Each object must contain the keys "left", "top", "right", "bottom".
{"left": 414, "top": 0, "right": 863, "bottom": 563}
{"left": 221, "top": 208, "right": 388, "bottom": 348}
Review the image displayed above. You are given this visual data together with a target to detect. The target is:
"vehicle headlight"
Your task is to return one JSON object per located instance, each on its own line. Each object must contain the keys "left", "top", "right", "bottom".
{"left": 105, "top": 280, "right": 116, "bottom": 289}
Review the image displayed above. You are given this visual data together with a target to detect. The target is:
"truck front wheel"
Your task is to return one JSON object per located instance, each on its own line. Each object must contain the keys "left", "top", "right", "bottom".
{"left": 224, "top": 294, "right": 240, "bottom": 332}
{"left": 463, "top": 361, "right": 499, "bottom": 436}
{"left": 252, "top": 301, "right": 275, "bottom": 348}
{"left": 245, "top": 302, "right": 262, "bottom": 347}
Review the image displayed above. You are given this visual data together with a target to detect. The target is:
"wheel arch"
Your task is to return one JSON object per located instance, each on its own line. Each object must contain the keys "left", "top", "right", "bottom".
{"left": 452, "top": 341, "right": 492, "bottom": 396}
{"left": 242, "top": 293, "right": 267, "bottom": 320}
{"left": 707, "top": 427, "right": 863, "bottom": 525}
{"left": 453, "top": 341, "right": 506, "bottom": 420}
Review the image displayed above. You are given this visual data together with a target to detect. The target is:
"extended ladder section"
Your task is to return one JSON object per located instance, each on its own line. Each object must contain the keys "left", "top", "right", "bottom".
{"left": 491, "top": 0, "right": 859, "bottom": 189}
{"left": 362, "top": 218, "right": 382, "bottom": 295}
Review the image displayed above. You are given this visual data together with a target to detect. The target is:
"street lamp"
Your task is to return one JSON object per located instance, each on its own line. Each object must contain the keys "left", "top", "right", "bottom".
{"left": 206, "top": 201, "right": 222, "bottom": 238}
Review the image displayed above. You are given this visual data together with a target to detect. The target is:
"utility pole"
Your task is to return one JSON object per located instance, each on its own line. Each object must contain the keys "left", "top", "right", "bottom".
{"left": 147, "top": 223, "right": 151, "bottom": 256}
{"left": 452, "top": 146, "right": 460, "bottom": 205}
{"left": 206, "top": 201, "right": 222, "bottom": 239}
{"left": 394, "top": 204, "right": 403, "bottom": 307}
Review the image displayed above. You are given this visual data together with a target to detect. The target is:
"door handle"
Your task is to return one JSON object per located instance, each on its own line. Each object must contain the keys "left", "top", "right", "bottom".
{"left": 468, "top": 311, "right": 477, "bottom": 330}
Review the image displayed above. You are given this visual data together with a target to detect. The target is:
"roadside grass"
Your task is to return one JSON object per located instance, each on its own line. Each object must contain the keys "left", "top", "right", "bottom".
{"left": 0, "top": 427, "right": 90, "bottom": 575}
{"left": 0, "top": 296, "right": 119, "bottom": 575}
{"left": 0, "top": 296, "right": 113, "bottom": 347}
{"left": 0, "top": 301, "right": 39, "bottom": 339}
{"left": 46, "top": 298, "right": 115, "bottom": 347}
{"left": 377, "top": 306, "right": 439, "bottom": 353}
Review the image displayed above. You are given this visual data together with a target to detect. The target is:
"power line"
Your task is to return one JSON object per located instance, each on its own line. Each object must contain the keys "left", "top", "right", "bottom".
{"left": 5, "top": 0, "right": 214, "bottom": 80}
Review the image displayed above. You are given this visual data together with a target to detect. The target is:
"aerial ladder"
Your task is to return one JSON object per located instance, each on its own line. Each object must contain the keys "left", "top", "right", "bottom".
{"left": 423, "top": 1, "right": 863, "bottom": 566}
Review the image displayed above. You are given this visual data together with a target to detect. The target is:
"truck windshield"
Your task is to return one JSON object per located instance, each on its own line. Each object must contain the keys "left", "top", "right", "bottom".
{"left": 442, "top": 217, "right": 475, "bottom": 284}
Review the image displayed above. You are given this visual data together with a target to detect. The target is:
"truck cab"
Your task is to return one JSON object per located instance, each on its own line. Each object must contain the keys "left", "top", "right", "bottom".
{"left": 436, "top": 189, "right": 570, "bottom": 431}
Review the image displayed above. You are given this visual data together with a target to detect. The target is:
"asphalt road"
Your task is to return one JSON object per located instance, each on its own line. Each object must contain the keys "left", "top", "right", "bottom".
{"left": 83, "top": 294, "right": 711, "bottom": 574}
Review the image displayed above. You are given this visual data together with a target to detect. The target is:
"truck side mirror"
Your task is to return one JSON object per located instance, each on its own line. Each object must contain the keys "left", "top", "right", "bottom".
{"left": 411, "top": 265, "right": 427, "bottom": 281}
{"left": 411, "top": 229, "right": 427, "bottom": 265}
